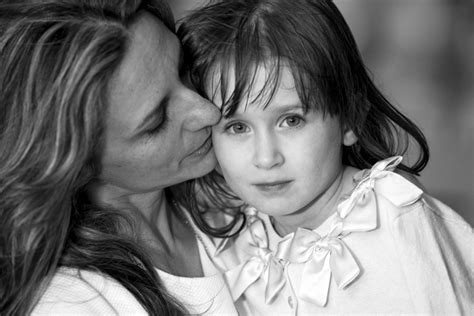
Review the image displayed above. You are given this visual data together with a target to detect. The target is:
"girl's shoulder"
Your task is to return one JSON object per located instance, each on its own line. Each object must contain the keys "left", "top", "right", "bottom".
{"left": 344, "top": 156, "right": 471, "bottom": 230}
{"left": 337, "top": 156, "right": 425, "bottom": 228}
{"left": 32, "top": 267, "right": 146, "bottom": 315}
{"left": 354, "top": 158, "right": 474, "bottom": 313}
{"left": 349, "top": 156, "right": 471, "bottom": 230}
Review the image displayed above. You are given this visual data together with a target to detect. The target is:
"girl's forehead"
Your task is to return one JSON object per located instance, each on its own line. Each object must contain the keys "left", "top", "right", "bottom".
{"left": 205, "top": 60, "right": 297, "bottom": 109}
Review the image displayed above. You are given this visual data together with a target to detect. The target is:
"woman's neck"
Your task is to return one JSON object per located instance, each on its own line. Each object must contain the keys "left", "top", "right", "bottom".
{"left": 87, "top": 181, "right": 165, "bottom": 219}
{"left": 270, "top": 166, "right": 352, "bottom": 236}
{"left": 87, "top": 182, "right": 203, "bottom": 277}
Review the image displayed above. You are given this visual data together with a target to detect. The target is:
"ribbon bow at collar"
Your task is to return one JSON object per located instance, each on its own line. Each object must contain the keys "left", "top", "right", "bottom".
{"left": 286, "top": 223, "right": 364, "bottom": 306}
{"left": 223, "top": 207, "right": 287, "bottom": 304}
{"left": 286, "top": 156, "right": 423, "bottom": 306}
{"left": 349, "top": 156, "right": 423, "bottom": 210}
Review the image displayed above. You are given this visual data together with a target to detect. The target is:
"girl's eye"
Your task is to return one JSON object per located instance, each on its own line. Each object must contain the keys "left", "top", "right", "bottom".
{"left": 281, "top": 115, "right": 304, "bottom": 127}
{"left": 226, "top": 122, "right": 249, "bottom": 134}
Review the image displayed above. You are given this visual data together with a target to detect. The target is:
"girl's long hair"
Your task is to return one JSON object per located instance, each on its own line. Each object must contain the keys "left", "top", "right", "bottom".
{"left": 0, "top": 1, "right": 184, "bottom": 314}
{"left": 177, "top": 0, "right": 430, "bottom": 236}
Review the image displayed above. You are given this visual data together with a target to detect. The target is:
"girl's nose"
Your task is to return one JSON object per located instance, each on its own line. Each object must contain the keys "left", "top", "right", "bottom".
{"left": 253, "top": 133, "right": 284, "bottom": 170}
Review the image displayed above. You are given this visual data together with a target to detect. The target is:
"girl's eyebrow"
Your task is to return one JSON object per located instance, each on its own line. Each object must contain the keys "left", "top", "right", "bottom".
{"left": 222, "top": 103, "right": 304, "bottom": 120}
{"left": 272, "top": 104, "right": 304, "bottom": 112}
{"left": 252, "top": 103, "right": 305, "bottom": 113}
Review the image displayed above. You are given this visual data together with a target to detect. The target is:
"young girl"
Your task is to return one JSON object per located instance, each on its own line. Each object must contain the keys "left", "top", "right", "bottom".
{"left": 178, "top": 0, "right": 474, "bottom": 314}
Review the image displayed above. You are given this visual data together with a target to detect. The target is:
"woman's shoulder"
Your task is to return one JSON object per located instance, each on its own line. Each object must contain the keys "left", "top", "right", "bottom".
{"left": 155, "top": 268, "right": 238, "bottom": 315}
{"left": 32, "top": 267, "right": 146, "bottom": 315}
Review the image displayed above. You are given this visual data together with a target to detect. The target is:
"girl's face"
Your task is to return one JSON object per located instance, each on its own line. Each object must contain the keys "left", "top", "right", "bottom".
{"left": 210, "top": 64, "right": 356, "bottom": 219}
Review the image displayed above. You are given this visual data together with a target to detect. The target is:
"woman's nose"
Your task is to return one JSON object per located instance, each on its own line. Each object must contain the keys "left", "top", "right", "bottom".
{"left": 253, "top": 133, "right": 284, "bottom": 170}
{"left": 182, "top": 91, "right": 221, "bottom": 131}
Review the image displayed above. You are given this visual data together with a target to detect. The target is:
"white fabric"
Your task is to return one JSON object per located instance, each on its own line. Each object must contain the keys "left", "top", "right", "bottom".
{"left": 194, "top": 158, "right": 474, "bottom": 315}
{"left": 32, "top": 268, "right": 148, "bottom": 316}
{"left": 157, "top": 263, "right": 237, "bottom": 315}
{"left": 33, "top": 241, "right": 237, "bottom": 315}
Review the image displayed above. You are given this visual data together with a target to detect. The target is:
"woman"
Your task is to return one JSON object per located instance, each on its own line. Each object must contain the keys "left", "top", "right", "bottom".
{"left": 0, "top": 0, "right": 236, "bottom": 315}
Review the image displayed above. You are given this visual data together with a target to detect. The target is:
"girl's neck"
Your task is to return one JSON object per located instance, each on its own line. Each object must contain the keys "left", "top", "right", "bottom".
{"left": 270, "top": 166, "right": 352, "bottom": 236}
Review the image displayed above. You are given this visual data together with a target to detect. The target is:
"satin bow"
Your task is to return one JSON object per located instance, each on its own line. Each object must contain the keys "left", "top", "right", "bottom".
{"left": 223, "top": 208, "right": 287, "bottom": 303}
{"left": 287, "top": 226, "right": 361, "bottom": 306}
{"left": 286, "top": 156, "right": 423, "bottom": 306}
{"left": 350, "top": 156, "right": 423, "bottom": 209}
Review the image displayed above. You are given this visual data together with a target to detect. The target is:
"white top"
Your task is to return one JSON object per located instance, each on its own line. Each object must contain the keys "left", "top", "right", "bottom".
{"left": 195, "top": 157, "right": 474, "bottom": 315}
{"left": 33, "top": 235, "right": 237, "bottom": 315}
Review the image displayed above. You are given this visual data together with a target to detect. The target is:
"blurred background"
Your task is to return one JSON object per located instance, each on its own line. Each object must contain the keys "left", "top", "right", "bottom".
{"left": 169, "top": 0, "right": 474, "bottom": 226}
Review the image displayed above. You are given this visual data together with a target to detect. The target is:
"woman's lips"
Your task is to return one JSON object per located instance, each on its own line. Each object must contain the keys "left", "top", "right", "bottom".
{"left": 189, "top": 136, "right": 212, "bottom": 157}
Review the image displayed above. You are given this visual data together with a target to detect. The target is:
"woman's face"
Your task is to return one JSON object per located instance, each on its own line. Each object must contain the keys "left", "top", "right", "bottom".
{"left": 99, "top": 12, "right": 220, "bottom": 193}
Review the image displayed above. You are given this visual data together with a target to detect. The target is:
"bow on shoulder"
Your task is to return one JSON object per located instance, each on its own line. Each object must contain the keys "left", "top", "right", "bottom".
{"left": 285, "top": 156, "right": 423, "bottom": 306}
{"left": 223, "top": 207, "right": 287, "bottom": 304}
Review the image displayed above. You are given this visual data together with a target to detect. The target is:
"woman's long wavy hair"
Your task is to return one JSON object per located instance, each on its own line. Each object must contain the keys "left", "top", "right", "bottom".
{"left": 0, "top": 1, "right": 184, "bottom": 314}
{"left": 177, "top": 0, "right": 430, "bottom": 237}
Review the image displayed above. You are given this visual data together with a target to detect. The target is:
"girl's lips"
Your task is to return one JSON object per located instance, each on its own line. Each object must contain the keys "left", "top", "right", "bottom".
{"left": 254, "top": 180, "right": 293, "bottom": 192}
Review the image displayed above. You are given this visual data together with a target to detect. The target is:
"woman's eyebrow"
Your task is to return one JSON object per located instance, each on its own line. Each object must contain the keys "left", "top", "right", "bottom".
{"left": 178, "top": 45, "right": 185, "bottom": 70}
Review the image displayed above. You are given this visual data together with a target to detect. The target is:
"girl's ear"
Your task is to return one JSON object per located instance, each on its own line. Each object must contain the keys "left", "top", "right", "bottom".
{"left": 342, "top": 127, "right": 358, "bottom": 146}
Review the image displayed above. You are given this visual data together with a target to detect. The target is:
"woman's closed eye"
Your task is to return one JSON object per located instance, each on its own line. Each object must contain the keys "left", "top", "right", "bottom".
{"left": 145, "top": 107, "right": 169, "bottom": 136}
{"left": 146, "top": 115, "right": 168, "bottom": 135}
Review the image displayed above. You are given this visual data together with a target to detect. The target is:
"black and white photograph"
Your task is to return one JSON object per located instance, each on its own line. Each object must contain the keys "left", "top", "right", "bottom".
{"left": 1, "top": 1, "right": 472, "bottom": 315}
